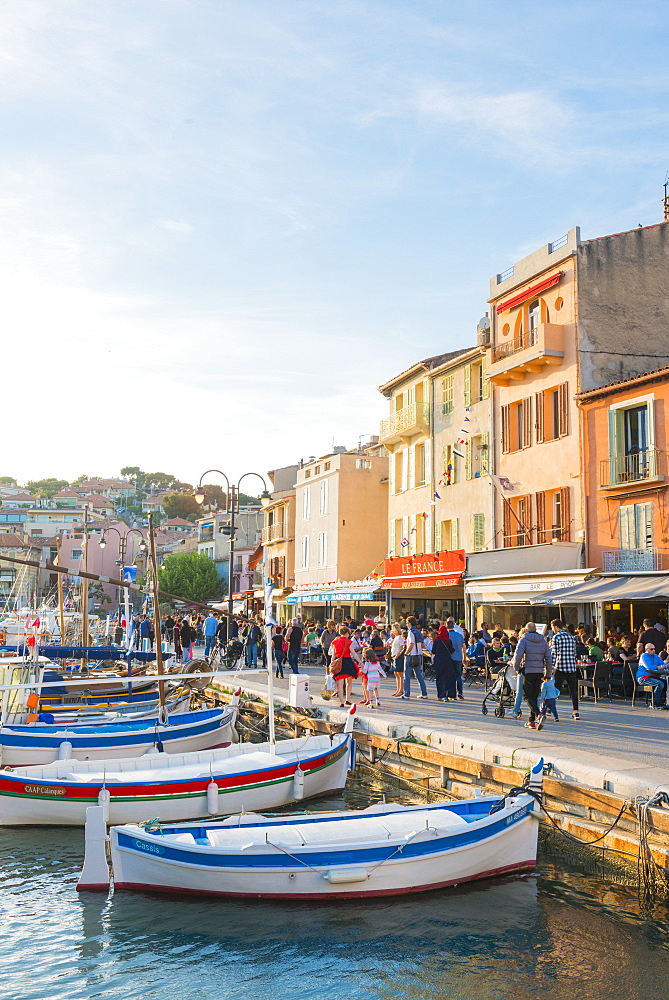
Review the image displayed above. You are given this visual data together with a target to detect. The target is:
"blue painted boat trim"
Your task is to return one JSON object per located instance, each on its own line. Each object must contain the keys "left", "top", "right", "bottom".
{"left": 1, "top": 709, "right": 230, "bottom": 750}
{"left": 115, "top": 801, "right": 534, "bottom": 869}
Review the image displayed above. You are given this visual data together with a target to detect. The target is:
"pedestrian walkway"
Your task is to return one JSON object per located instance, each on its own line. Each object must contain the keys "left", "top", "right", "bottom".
{"left": 231, "top": 667, "right": 669, "bottom": 798}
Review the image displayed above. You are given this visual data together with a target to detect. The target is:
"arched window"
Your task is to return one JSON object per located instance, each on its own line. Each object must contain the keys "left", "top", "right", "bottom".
{"left": 528, "top": 299, "right": 540, "bottom": 337}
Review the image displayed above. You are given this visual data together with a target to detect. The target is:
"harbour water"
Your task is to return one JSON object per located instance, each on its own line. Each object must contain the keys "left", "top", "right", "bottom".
{"left": 2, "top": 771, "right": 669, "bottom": 1000}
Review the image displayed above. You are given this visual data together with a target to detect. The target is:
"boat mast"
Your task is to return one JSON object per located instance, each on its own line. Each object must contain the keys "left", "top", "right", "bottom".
{"left": 81, "top": 504, "right": 89, "bottom": 670}
{"left": 263, "top": 545, "right": 275, "bottom": 745}
{"left": 147, "top": 514, "right": 166, "bottom": 711}
{"left": 56, "top": 535, "right": 66, "bottom": 646}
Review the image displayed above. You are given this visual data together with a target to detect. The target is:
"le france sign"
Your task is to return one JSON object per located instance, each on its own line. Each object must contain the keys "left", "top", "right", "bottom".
{"left": 381, "top": 552, "right": 465, "bottom": 590}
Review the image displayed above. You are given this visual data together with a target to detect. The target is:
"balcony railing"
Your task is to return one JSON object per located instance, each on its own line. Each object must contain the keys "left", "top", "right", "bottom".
{"left": 602, "top": 549, "right": 660, "bottom": 572}
{"left": 487, "top": 323, "right": 564, "bottom": 385}
{"left": 380, "top": 401, "right": 430, "bottom": 445}
{"left": 491, "top": 329, "right": 538, "bottom": 364}
{"left": 599, "top": 449, "right": 661, "bottom": 488}
{"left": 261, "top": 522, "right": 286, "bottom": 544}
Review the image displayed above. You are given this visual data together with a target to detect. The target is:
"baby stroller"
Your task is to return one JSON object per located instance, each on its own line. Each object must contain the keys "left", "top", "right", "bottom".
{"left": 481, "top": 663, "right": 521, "bottom": 719}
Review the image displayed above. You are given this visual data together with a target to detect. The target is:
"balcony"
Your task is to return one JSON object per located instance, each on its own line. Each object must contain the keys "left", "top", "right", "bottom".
{"left": 487, "top": 324, "right": 564, "bottom": 385}
{"left": 602, "top": 549, "right": 662, "bottom": 572}
{"left": 380, "top": 401, "right": 430, "bottom": 446}
{"left": 262, "top": 522, "right": 286, "bottom": 544}
{"left": 599, "top": 449, "right": 663, "bottom": 489}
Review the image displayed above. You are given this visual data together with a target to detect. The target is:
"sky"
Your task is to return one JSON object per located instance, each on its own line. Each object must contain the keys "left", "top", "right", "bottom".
{"left": 2, "top": 0, "right": 668, "bottom": 489}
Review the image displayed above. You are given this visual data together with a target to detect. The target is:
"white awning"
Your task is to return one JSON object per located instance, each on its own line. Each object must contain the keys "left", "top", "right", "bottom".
{"left": 531, "top": 574, "right": 669, "bottom": 605}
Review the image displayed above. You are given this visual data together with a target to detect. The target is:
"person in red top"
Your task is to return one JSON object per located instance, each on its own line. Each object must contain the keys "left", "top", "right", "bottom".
{"left": 329, "top": 626, "right": 361, "bottom": 707}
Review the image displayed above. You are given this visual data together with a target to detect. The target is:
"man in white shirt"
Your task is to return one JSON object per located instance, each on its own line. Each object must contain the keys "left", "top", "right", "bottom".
{"left": 402, "top": 616, "right": 428, "bottom": 699}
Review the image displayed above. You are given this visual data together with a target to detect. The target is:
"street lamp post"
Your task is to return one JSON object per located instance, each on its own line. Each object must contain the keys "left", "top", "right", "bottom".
{"left": 193, "top": 470, "right": 271, "bottom": 624}
{"left": 99, "top": 527, "right": 148, "bottom": 640}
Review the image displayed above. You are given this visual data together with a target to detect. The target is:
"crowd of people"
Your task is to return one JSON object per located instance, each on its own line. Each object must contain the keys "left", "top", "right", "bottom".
{"left": 134, "top": 608, "right": 669, "bottom": 718}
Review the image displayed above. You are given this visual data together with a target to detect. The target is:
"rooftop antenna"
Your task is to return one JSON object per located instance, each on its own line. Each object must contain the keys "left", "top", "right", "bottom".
{"left": 664, "top": 173, "right": 669, "bottom": 222}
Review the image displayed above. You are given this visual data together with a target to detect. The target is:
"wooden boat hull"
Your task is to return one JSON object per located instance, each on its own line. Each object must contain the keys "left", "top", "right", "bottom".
{"left": 107, "top": 794, "right": 540, "bottom": 899}
{"left": 0, "top": 707, "right": 235, "bottom": 766}
{"left": 0, "top": 734, "right": 351, "bottom": 826}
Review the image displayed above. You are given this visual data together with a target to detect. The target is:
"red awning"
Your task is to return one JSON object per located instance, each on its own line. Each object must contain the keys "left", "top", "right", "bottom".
{"left": 247, "top": 543, "right": 263, "bottom": 570}
{"left": 496, "top": 272, "right": 562, "bottom": 314}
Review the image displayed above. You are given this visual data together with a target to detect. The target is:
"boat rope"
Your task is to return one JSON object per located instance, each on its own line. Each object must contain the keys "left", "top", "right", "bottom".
{"left": 265, "top": 825, "right": 430, "bottom": 879}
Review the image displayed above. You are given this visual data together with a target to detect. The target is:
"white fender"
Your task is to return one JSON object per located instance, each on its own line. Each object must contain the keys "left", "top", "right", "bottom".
{"left": 293, "top": 765, "right": 305, "bottom": 800}
{"left": 207, "top": 780, "right": 219, "bottom": 815}
{"left": 97, "top": 787, "right": 111, "bottom": 824}
{"left": 58, "top": 740, "right": 73, "bottom": 760}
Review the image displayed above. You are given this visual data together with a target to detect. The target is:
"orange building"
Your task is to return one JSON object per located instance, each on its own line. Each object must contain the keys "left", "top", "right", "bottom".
{"left": 578, "top": 366, "right": 669, "bottom": 634}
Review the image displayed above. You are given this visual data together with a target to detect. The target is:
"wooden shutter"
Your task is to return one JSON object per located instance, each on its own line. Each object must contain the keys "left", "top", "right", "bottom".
{"left": 442, "top": 375, "right": 453, "bottom": 415}
{"left": 480, "top": 432, "right": 489, "bottom": 473}
{"left": 522, "top": 396, "right": 532, "bottom": 448}
{"left": 481, "top": 355, "right": 489, "bottom": 399}
{"left": 559, "top": 486, "right": 570, "bottom": 541}
{"left": 471, "top": 514, "right": 485, "bottom": 552}
{"left": 618, "top": 505, "right": 633, "bottom": 549}
{"left": 424, "top": 440, "right": 431, "bottom": 485}
{"left": 434, "top": 519, "right": 442, "bottom": 551}
{"left": 558, "top": 383, "right": 569, "bottom": 437}
{"left": 501, "top": 404, "right": 510, "bottom": 454}
{"left": 465, "top": 439, "right": 472, "bottom": 480}
{"left": 503, "top": 500, "right": 512, "bottom": 547}
{"left": 535, "top": 491, "right": 546, "bottom": 544}
{"left": 535, "top": 391, "right": 544, "bottom": 444}
{"left": 451, "top": 518, "right": 459, "bottom": 550}
{"left": 463, "top": 365, "right": 471, "bottom": 407}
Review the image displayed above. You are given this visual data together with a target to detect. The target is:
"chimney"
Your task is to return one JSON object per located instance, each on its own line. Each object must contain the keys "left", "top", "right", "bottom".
{"left": 664, "top": 174, "right": 669, "bottom": 222}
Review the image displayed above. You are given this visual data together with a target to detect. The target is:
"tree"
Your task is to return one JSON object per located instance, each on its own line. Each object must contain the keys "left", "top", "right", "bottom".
{"left": 26, "top": 478, "right": 69, "bottom": 499}
{"left": 120, "top": 467, "right": 146, "bottom": 489}
{"left": 158, "top": 551, "right": 222, "bottom": 604}
{"left": 162, "top": 492, "right": 201, "bottom": 520}
{"left": 0, "top": 477, "right": 16, "bottom": 486}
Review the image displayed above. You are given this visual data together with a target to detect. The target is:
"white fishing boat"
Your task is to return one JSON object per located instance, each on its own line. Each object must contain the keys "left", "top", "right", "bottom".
{"left": 78, "top": 759, "right": 544, "bottom": 897}
{"left": 0, "top": 710, "right": 355, "bottom": 826}
{"left": 0, "top": 704, "right": 238, "bottom": 766}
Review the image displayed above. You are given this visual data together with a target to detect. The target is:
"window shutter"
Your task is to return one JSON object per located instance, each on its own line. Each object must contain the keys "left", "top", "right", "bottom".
{"left": 523, "top": 396, "right": 532, "bottom": 448}
{"left": 465, "top": 439, "right": 472, "bottom": 480}
{"left": 388, "top": 453, "right": 395, "bottom": 494}
{"left": 480, "top": 432, "right": 489, "bottom": 473}
{"left": 434, "top": 519, "right": 442, "bottom": 551}
{"left": 619, "top": 505, "right": 632, "bottom": 549}
{"left": 501, "top": 405, "right": 510, "bottom": 454}
{"left": 535, "top": 491, "right": 546, "bottom": 544}
{"left": 463, "top": 365, "right": 471, "bottom": 407}
{"left": 559, "top": 486, "right": 570, "bottom": 541}
{"left": 407, "top": 446, "right": 415, "bottom": 489}
{"left": 442, "top": 375, "right": 453, "bottom": 415}
{"left": 481, "top": 355, "right": 489, "bottom": 399}
{"left": 388, "top": 520, "right": 394, "bottom": 556}
{"left": 503, "top": 501, "right": 512, "bottom": 547}
{"left": 450, "top": 519, "right": 459, "bottom": 549}
{"left": 535, "top": 391, "right": 544, "bottom": 444}
{"left": 471, "top": 514, "right": 485, "bottom": 552}
{"left": 558, "top": 383, "right": 569, "bottom": 437}
{"left": 424, "top": 440, "right": 431, "bottom": 484}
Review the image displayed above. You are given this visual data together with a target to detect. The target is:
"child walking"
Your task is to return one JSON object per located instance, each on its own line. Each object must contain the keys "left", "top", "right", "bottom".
{"left": 360, "top": 648, "right": 386, "bottom": 708}
{"left": 537, "top": 676, "right": 560, "bottom": 729}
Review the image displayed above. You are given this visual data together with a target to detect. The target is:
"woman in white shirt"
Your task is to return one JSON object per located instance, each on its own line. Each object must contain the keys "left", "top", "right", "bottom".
{"left": 389, "top": 624, "right": 406, "bottom": 697}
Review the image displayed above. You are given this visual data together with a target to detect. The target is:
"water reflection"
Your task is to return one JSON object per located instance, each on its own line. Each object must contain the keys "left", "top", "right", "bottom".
{"left": 1, "top": 770, "right": 669, "bottom": 1000}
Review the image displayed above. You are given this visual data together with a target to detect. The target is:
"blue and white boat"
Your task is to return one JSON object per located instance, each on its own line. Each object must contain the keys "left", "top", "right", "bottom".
{"left": 79, "top": 760, "right": 544, "bottom": 898}
{"left": 0, "top": 705, "right": 237, "bottom": 766}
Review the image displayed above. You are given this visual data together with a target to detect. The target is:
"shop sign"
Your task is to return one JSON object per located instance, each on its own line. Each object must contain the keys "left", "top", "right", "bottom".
{"left": 381, "top": 552, "right": 465, "bottom": 590}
